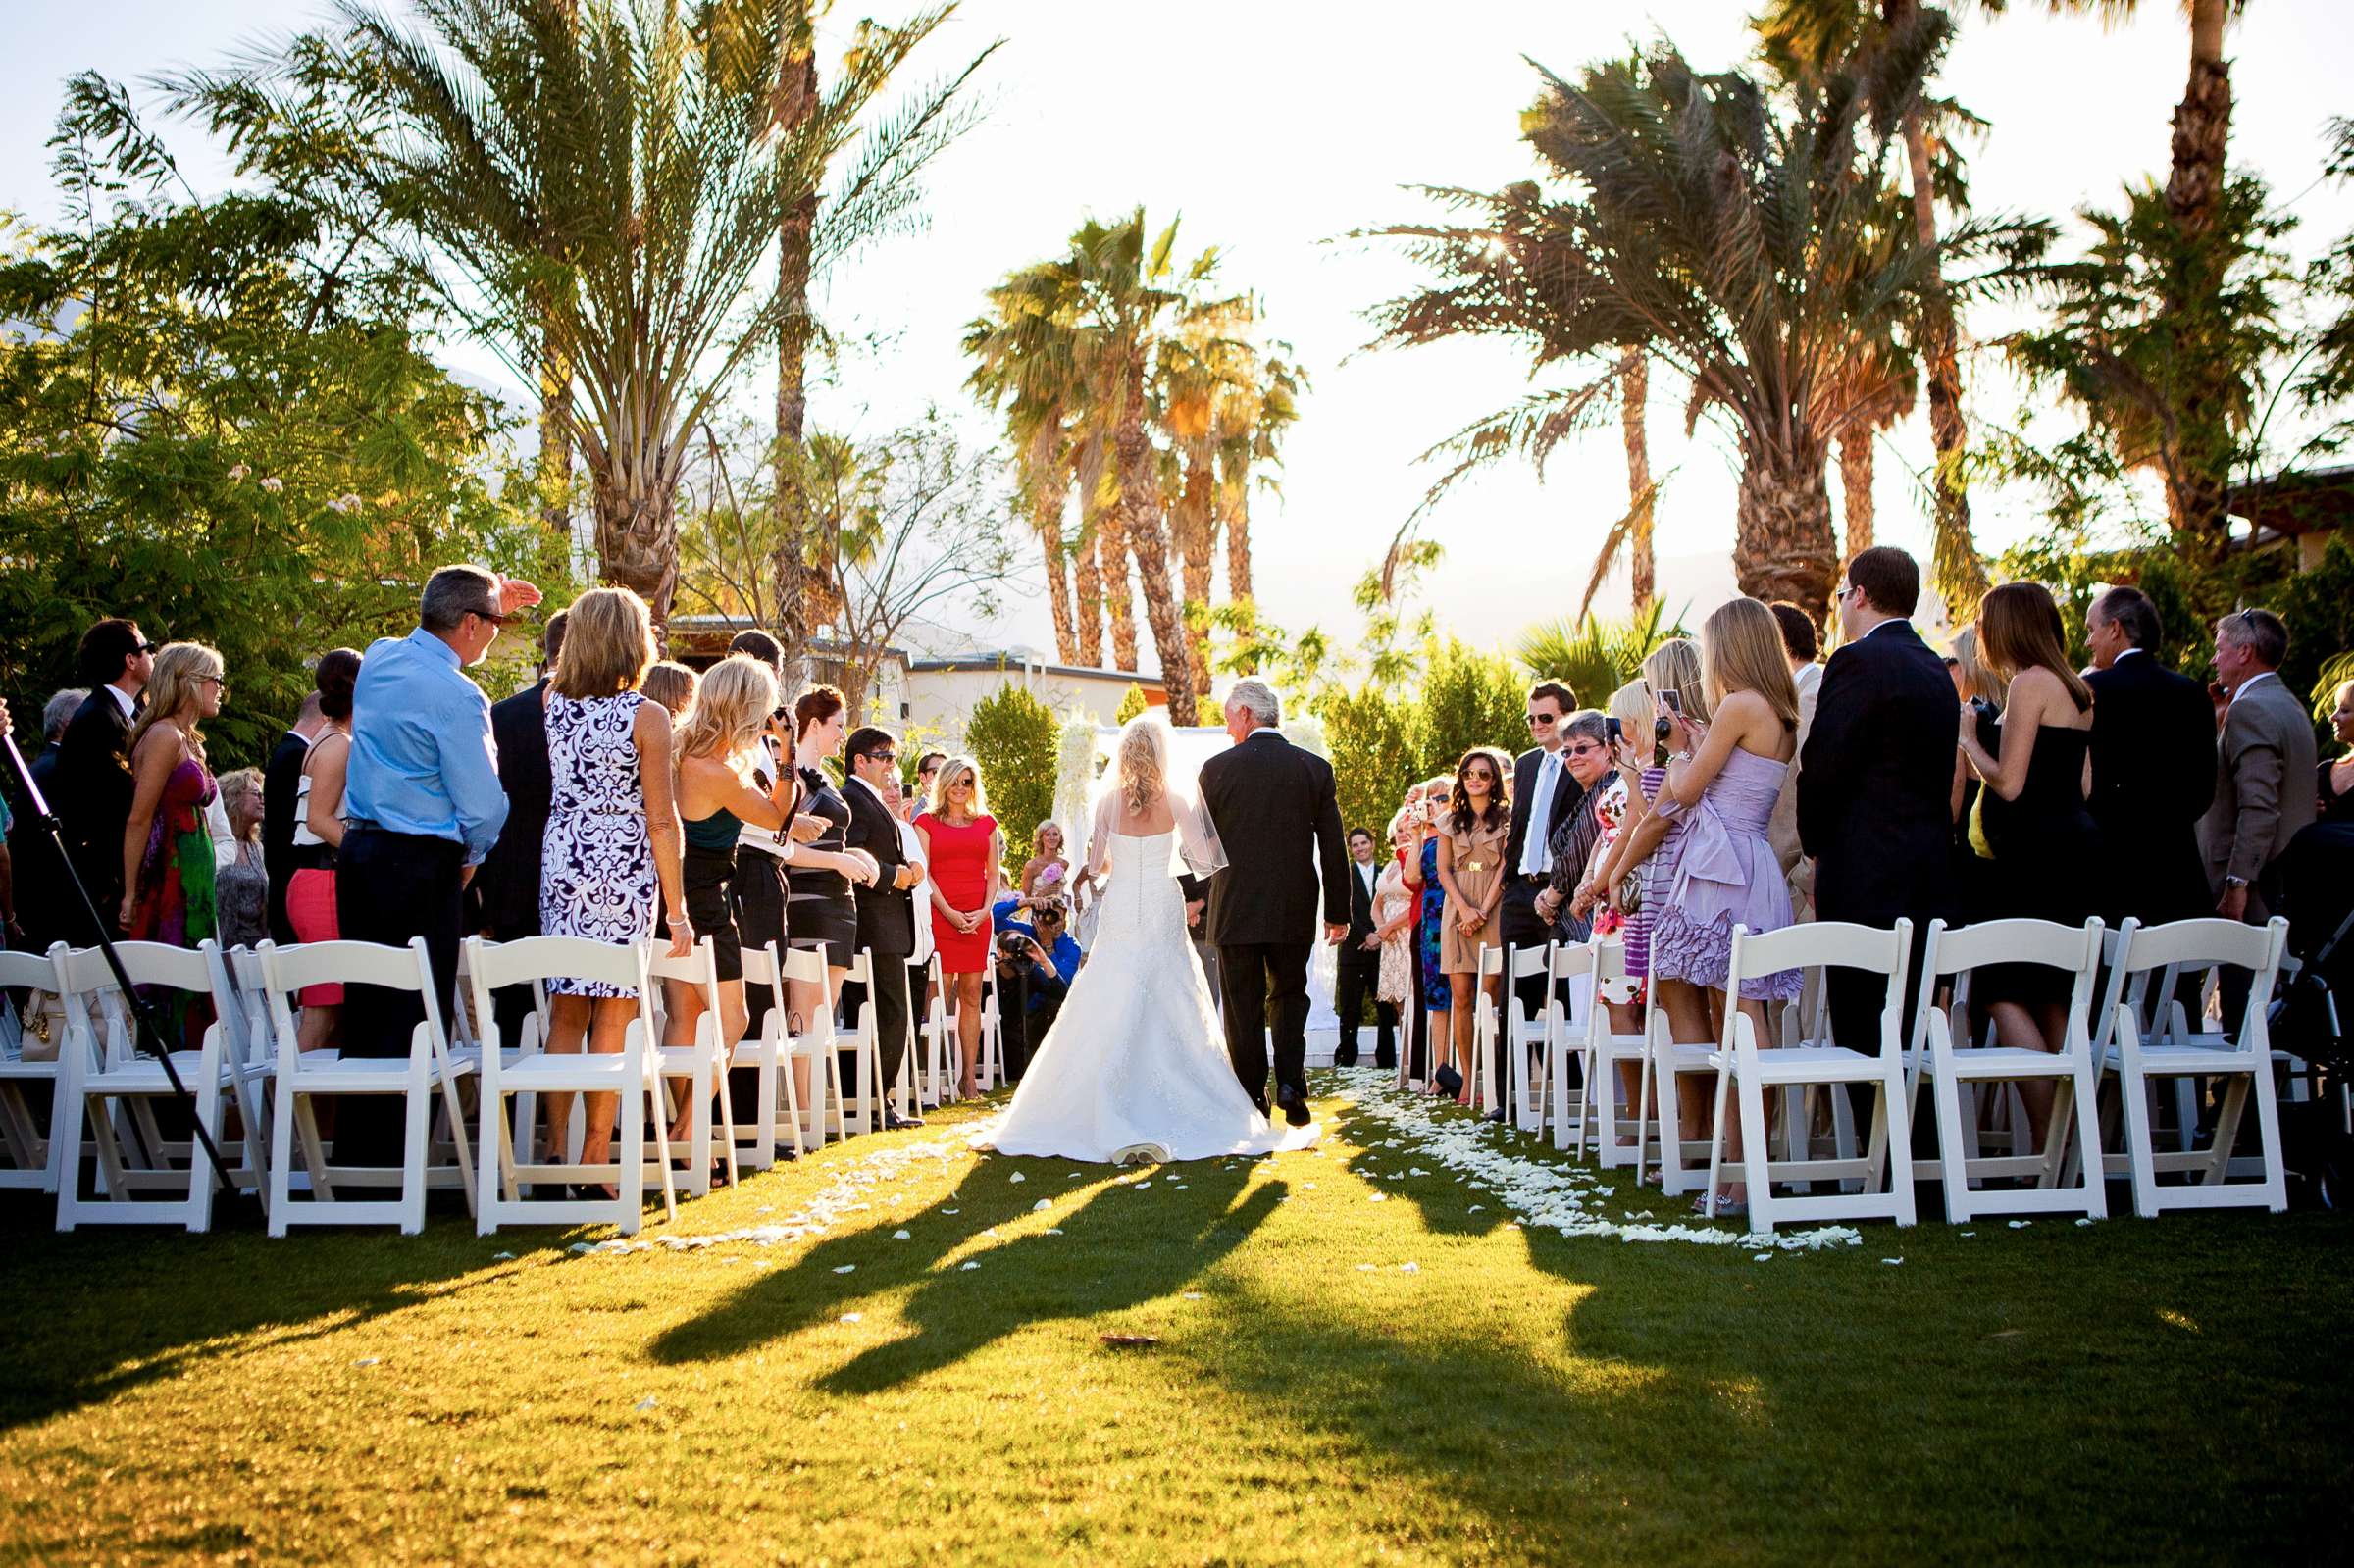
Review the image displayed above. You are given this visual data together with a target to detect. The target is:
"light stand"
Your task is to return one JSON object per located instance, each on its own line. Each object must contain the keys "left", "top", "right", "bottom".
{"left": 4, "top": 730, "right": 242, "bottom": 1202}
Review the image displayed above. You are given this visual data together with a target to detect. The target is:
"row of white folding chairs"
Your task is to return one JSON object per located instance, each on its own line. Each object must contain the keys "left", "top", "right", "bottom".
{"left": 0, "top": 932, "right": 875, "bottom": 1234}
{"left": 1507, "top": 916, "right": 2292, "bottom": 1233}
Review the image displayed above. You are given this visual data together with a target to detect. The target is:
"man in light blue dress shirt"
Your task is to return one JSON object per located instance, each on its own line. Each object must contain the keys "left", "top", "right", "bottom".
{"left": 333, "top": 564, "right": 540, "bottom": 1172}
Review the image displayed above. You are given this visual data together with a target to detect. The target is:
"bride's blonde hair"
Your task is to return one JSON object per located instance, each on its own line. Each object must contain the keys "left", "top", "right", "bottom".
{"left": 1115, "top": 712, "right": 1168, "bottom": 814}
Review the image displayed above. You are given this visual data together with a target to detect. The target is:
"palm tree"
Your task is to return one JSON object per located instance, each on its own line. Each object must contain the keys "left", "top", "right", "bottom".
{"left": 965, "top": 265, "right": 1080, "bottom": 662}
{"left": 1156, "top": 293, "right": 1256, "bottom": 692}
{"left": 1214, "top": 350, "right": 1304, "bottom": 622}
{"left": 1616, "top": 347, "right": 1658, "bottom": 616}
{"left": 760, "top": 2, "right": 998, "bottom": 655}
{"left": 1756, "top": 0, "right": 1989, "bottom": 613}
{"left": 1371, "top": 46, "right": 2037, "bottom": 619}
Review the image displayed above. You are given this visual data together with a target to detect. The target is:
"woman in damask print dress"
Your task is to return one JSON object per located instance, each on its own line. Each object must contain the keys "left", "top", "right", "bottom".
{"left": 538, "top": 588, "right": 692, "bottom": 1188}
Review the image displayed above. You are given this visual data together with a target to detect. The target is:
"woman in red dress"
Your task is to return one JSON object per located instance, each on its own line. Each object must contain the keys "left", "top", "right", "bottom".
{"left": 914, "top": 756, "right": 1001, "bottom": 1099}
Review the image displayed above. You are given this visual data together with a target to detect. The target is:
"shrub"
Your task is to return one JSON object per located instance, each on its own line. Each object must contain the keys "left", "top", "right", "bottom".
{"left": 963, "top": 683, "right": 1061, "bottom": 846}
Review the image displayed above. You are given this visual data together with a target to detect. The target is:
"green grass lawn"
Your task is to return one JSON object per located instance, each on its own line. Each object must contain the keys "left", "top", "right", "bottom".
{"left": 3, "top": 1069, "right": 2350, "bottom": 1566}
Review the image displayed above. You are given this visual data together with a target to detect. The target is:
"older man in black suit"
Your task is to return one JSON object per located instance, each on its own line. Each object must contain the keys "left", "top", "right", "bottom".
{"left": 55, "top": 618, "right": 154, "bottom": 943}
{"left": 1200, "top": 679, "right": 1348, "bottom": 1126}
{"left": 1797, "top": 547, "right": 1957, "bottom": 1055}
{"left": 842, "top": 725, "right": 924, "bottom": 1127}
{"left": 2084, "top": 585, "right": 2216, "bottom": 927}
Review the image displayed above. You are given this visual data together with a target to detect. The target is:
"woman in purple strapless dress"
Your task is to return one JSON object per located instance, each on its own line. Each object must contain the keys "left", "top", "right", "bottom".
{"left": 1651, "top": 600, "right": 1803, "bottom": 1214}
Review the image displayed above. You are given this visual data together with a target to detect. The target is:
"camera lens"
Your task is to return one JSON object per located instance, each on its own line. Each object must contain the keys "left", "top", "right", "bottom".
{"left": 1654, "top": 717, "right": 1674, "bottom": 741}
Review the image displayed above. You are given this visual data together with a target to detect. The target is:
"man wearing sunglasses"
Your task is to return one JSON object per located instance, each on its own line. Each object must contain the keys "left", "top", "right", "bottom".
{"left": 1495, "top": 680, "right": 1582, "bottom": 1122}
{"left": 54, "top": 617, "right": 157, "bottom": 940}
{"left": 335, "top": 563, "right": 540, "bottom": 1173}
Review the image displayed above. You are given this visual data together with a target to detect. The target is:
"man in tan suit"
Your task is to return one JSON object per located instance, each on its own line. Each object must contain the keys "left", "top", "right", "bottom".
{"left": 2199, "top": 608, "right": 2317, "bottom": 931}
{"left": 1766, "top": 601, "right": 1824, "bottom": 921}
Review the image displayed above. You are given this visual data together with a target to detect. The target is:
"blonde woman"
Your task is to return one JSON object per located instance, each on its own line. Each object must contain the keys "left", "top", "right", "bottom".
{"left": 1017, "top": 820, "right": 1071, "bottom": 910}
{"left": 537, "top": 587, "right": 691, "bottom": 1187}
{"left": 666, "top": 655, "right": 802, "bottom": 1144}
{"left": 121, "top": 642, "right": 226, "bottom": 958}
{"left": 640, "top": 660, "right": 699, "bottom": 721}
{"left": 983, "top": 712, "right": 1309, "bottom": 1161}
{"left": 915, "top": 757, "right": 1000, "bottom": 1098}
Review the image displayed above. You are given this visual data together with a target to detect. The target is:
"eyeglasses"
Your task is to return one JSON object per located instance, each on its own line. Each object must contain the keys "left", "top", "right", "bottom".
{"left": 1835, "top": 585, "right": 1854, "bottom": 604}
{"left": 469, "top": 605, "right": 512, "bottom": 628}
{"left": 1565, "top": 742, "right": 1604, "bottom": 758}
{"left": 869, "top": 751, "right": 898, "bottom": 766}
{"left": 135, "top": 640, "right": 158, "bottom": 655}
{"left": 1525, "top": 712, "right": 1558, "bottom": 726}
{"left": 197, "top": 675, "right": 229, "bottom": 695}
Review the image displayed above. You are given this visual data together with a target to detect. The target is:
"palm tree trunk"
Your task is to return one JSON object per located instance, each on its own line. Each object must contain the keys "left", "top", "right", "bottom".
{"left": 590, "top": 461, "right": 681, "bottom": 636}
{"left": 1177, "top": 441, "right": 1215, "bottom": 694}
{"left": 1733, "top": 442, "right": 1839, "bottom": 624}
{"left": 1117, "top": 354, "right": 1199, "bottom": 721}
{"left": 1222, "top": 477, "right": 1254, "bottom": 608}
{"left": 537, "top": 332, "right": 573, "bottom": 537}
{"left": 1072, "top": 522, "right": 1103, "bottom": 667}
{"left": 1029, "top": 426, "right": 1078, "bottom": 664}
{"left": 768, "top": 15, "right": 821, "bottom": 656}
{"left": 1617, "top": 346, "right": 1655, "bottom": 615}
{"left": 1079, "top": 428, "right": 1134, "bottom": 668}
{"left": 1837, "top": 428, "right": 1875, "bottom": 568}
{"left": 2159, "top": 0, "right": 2237, "bottom": 559}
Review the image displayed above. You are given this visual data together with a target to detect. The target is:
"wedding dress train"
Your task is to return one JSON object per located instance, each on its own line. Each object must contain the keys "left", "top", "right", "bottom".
{"left": 981, "top": 828, "right": 1320, "bottom": 1163}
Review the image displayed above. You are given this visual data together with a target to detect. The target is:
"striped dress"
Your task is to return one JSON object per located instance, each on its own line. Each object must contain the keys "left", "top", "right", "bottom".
{"left": 1621, "top": 766, "right": 1671, "bottom": 982}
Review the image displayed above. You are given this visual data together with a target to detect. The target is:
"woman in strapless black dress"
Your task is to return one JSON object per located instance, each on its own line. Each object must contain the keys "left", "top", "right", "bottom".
{"left": 1957, "top": 583, "right": 2102, "bottom": 1152}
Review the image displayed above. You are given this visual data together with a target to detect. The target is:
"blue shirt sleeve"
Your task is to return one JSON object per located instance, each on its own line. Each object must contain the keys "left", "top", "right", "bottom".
{"left": 436, "top": 676, "right": 509, "bottom": 865}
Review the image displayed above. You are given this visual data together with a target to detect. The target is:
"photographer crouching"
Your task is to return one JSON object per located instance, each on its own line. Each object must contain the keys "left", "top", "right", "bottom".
{"left": 993, "top": 897, "right": 1083, "bottom": 1080}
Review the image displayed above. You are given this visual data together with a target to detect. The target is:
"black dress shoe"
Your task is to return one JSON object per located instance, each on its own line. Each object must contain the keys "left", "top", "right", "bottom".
{"left": 885, "top": 1110, "right": 926, "bottom": 1130}
{"left": 1484, "top": 1107, "right": 1510, "bottom": 1125}
{"left": 1251, "top": 1095, "right": 1271, "bottom": 1118}
{"left": 1374, "top": 1054, "right": 1397, "bottom": 1072}
{"left": 1277, "top": 1087, "right": 1311, "bottom": 1128}
{"left": 1333, "top": 1050, "right": 1358, "bottom": 1068}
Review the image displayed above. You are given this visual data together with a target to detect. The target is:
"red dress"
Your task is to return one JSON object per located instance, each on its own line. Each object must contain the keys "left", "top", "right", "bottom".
{"left": 918, "top": 811, "right": 998, "bottom": 974}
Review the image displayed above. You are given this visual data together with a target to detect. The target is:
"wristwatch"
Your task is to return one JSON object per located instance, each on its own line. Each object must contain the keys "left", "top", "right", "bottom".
{"left": 2224, "top": 875, "right": 2249, "bottom": 890}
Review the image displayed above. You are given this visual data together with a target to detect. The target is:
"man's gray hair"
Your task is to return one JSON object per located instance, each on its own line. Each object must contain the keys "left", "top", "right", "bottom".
{"left": 1562, "top": 709, "right": 1608, "bottom": 748}
{"left": 42, "top": 687, "right": 80, "bottom": 741}
{"left": 420, "top": 564, "right": 500, "bottom": 633}
{"left": 1225, "top": 679, "right": 1280, "bottom": 729}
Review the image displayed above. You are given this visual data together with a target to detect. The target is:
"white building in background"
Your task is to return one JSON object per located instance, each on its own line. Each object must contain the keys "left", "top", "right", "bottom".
{"left": 903, "top": 651, "right": 1167, "bottom": 753}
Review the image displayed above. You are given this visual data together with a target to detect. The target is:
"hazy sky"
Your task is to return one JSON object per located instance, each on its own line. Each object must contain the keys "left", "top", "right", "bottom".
{"left": 7, "top": 0, "right": 2352, "bottom": 670}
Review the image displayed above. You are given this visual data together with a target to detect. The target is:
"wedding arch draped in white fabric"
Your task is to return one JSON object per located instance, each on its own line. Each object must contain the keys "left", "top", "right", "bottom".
{"left": 1054, "top": 715, "right": 1341, "bottom": 1036}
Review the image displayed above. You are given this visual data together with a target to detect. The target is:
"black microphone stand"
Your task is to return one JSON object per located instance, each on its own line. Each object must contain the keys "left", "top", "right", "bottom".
{"left": 4, "top": 730, "right": 242, "bottom": 1204}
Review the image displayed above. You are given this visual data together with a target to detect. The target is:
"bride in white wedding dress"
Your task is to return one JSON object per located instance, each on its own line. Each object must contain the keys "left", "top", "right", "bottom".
{"left": 981, "top": 713, "right": 1321, "bottom": 1163}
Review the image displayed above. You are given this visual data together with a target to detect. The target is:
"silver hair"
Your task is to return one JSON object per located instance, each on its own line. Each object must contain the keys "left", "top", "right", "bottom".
{"left": 42, "top": 687, "right": 80, "bottom": 740}
{"left": 420, "top": 564, "right": 500, "bottom": 633}
{"left": 1224, "top": 679, "right": 1280, "bottom": 729}
{"left": 1561, "top": 709, "right": 1608, "bottom": 747}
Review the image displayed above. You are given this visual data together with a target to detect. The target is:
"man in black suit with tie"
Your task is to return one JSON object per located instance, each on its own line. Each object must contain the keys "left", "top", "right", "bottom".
{"left": 843, "top": 726, "right": 924, "bottom": 1127}
{"left": 1333, "top": 827, "right": 1396, "bottom": 1070}
{"left": 1797, "top": 547, "right": 1956, "bottom": 1055}
{"left": 2083, "top": 585, "right": 2216, "bottom": 927}
{"left": 263, "top": 687, "right": 327, "bottom": 945}
{"left": 472, "top": 612, "right": 565, "bottom": 1043}
{"left": 55, "top": 618, "right": 154, "bottom": 943}
{"left": 1495, "top": 680, "right": 1583, "bottom": 1118}
{"left": 1200, "top": 680, "right": 1349, "bottom": 1125}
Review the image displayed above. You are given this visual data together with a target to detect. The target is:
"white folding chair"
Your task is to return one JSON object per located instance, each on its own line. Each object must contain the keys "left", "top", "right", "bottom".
{"left": 916, "top": 953, "right": 956, "bottom": 1105}
{"left": 51, "top": 940, "right": 242, "bottom": 1232}
{"left": 731, "top": 942, "right": 789, "bottom": 1172}
{"left": 0, "top": 946, "right": 67, "bottom": 1191}
{"left": 1909, "top": 919, "right": 2107, "bottom": 1223}
{"left": 1702, "top": 921, "right": 1919, "bottom": 1233}
{"left": 646, "top": 938, "right": 739, "bottom": 1196}
{"left": 837, "top": 950, "right": 887, "bottom": 1136}
{"left": 780, "top": 946, "right": 847, "bottom": 1151}
{"left": 1637, "top": 984, "right": 1728, "bottom": 1198}
{"left": 2095, "top": 917, "right": 2290, "bottom": 1217}
{"left": 1539, "top": 941, "right": 1599, "bottom": 1148}
{"left": 217, "top": 946, "right": 281, "bottom": 1205}
{"left": 254, "top": 937, "right": 478, "bottom": 1235}
{"left": 1473, "top": 942, "right": 1561, "bottom": 1131}
{"left": 1579, "top": 941, "right": 1659, "bottom": 1169}
{"left": 466, "top": 936, "right": 676, "bottom": 1236}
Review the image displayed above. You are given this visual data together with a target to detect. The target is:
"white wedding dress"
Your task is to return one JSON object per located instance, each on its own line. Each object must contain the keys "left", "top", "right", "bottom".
{"left": 981, "top": 828, "right": 1321, "bottom": 1163}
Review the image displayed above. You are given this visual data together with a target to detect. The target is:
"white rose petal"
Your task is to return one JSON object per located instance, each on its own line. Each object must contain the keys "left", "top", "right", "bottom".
{"left": 893, "top": 1229, "right": 911, "bottom": 1239}
{"left": 840, "top": 1312, "right": 863, "bottom": 1324}
{"left": 1009, "top": 1173, "right": 1026, "bottom": 1184}
{"left": 833, "top": 1265, "right": 855, "bottom": 1275}
{"left": 960, "top": 1260, "right": 980, "bottom": 1271}
{"left": 1033, "top": 1199, "right": 1051, "bottom": 1212}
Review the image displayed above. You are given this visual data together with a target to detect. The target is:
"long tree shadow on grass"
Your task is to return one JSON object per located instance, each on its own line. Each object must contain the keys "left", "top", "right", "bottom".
{"left": 649, "top": 1158, "right": 1283, "bottom": 1393}
{"left": 0, "top": 1192, "right": 554, "bottom": 1434}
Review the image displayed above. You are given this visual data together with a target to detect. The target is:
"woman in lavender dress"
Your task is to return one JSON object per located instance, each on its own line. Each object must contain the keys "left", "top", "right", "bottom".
{"left": 1650, "top": 599, "right": 1802, "bottom": 1213}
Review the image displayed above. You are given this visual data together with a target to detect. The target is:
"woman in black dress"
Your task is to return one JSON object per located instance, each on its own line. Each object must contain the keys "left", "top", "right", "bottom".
{"left": 786, "top": 685, "right": 877, "bottom": 1032}
{"left": 1956, "top": 582, "right": 2101, "bottom": 1152}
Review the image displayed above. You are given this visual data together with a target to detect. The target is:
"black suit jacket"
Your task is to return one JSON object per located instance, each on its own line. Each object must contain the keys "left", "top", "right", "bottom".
{"left": 1199, "top": 730, "right": 1348, "bottom": 947}
{"left": 844, "top": 776, "right": 915, "bottom": 956}
{"left": 262, "top": 729, "right": 311, "bottom": 945}
{"left": 475, "top": 681, "right": 551, "bottom": 938}
{"left": 1502, "top": 744, "right": 1585, "bottom": 881}
{"left": 56, "top": 688, "right": 136, "bottom": 918}
{"left": 2085, "top": 651, "right": 2217, "bottom": 925}
{"left": 5, "top": 742, "right": 67, "bottom": 950}
{"left": 1797, "top": 621, "right": 1958, "bottom": 927}
{"left": 1339, "top": 857, "right": 1380, "bottom": 964}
